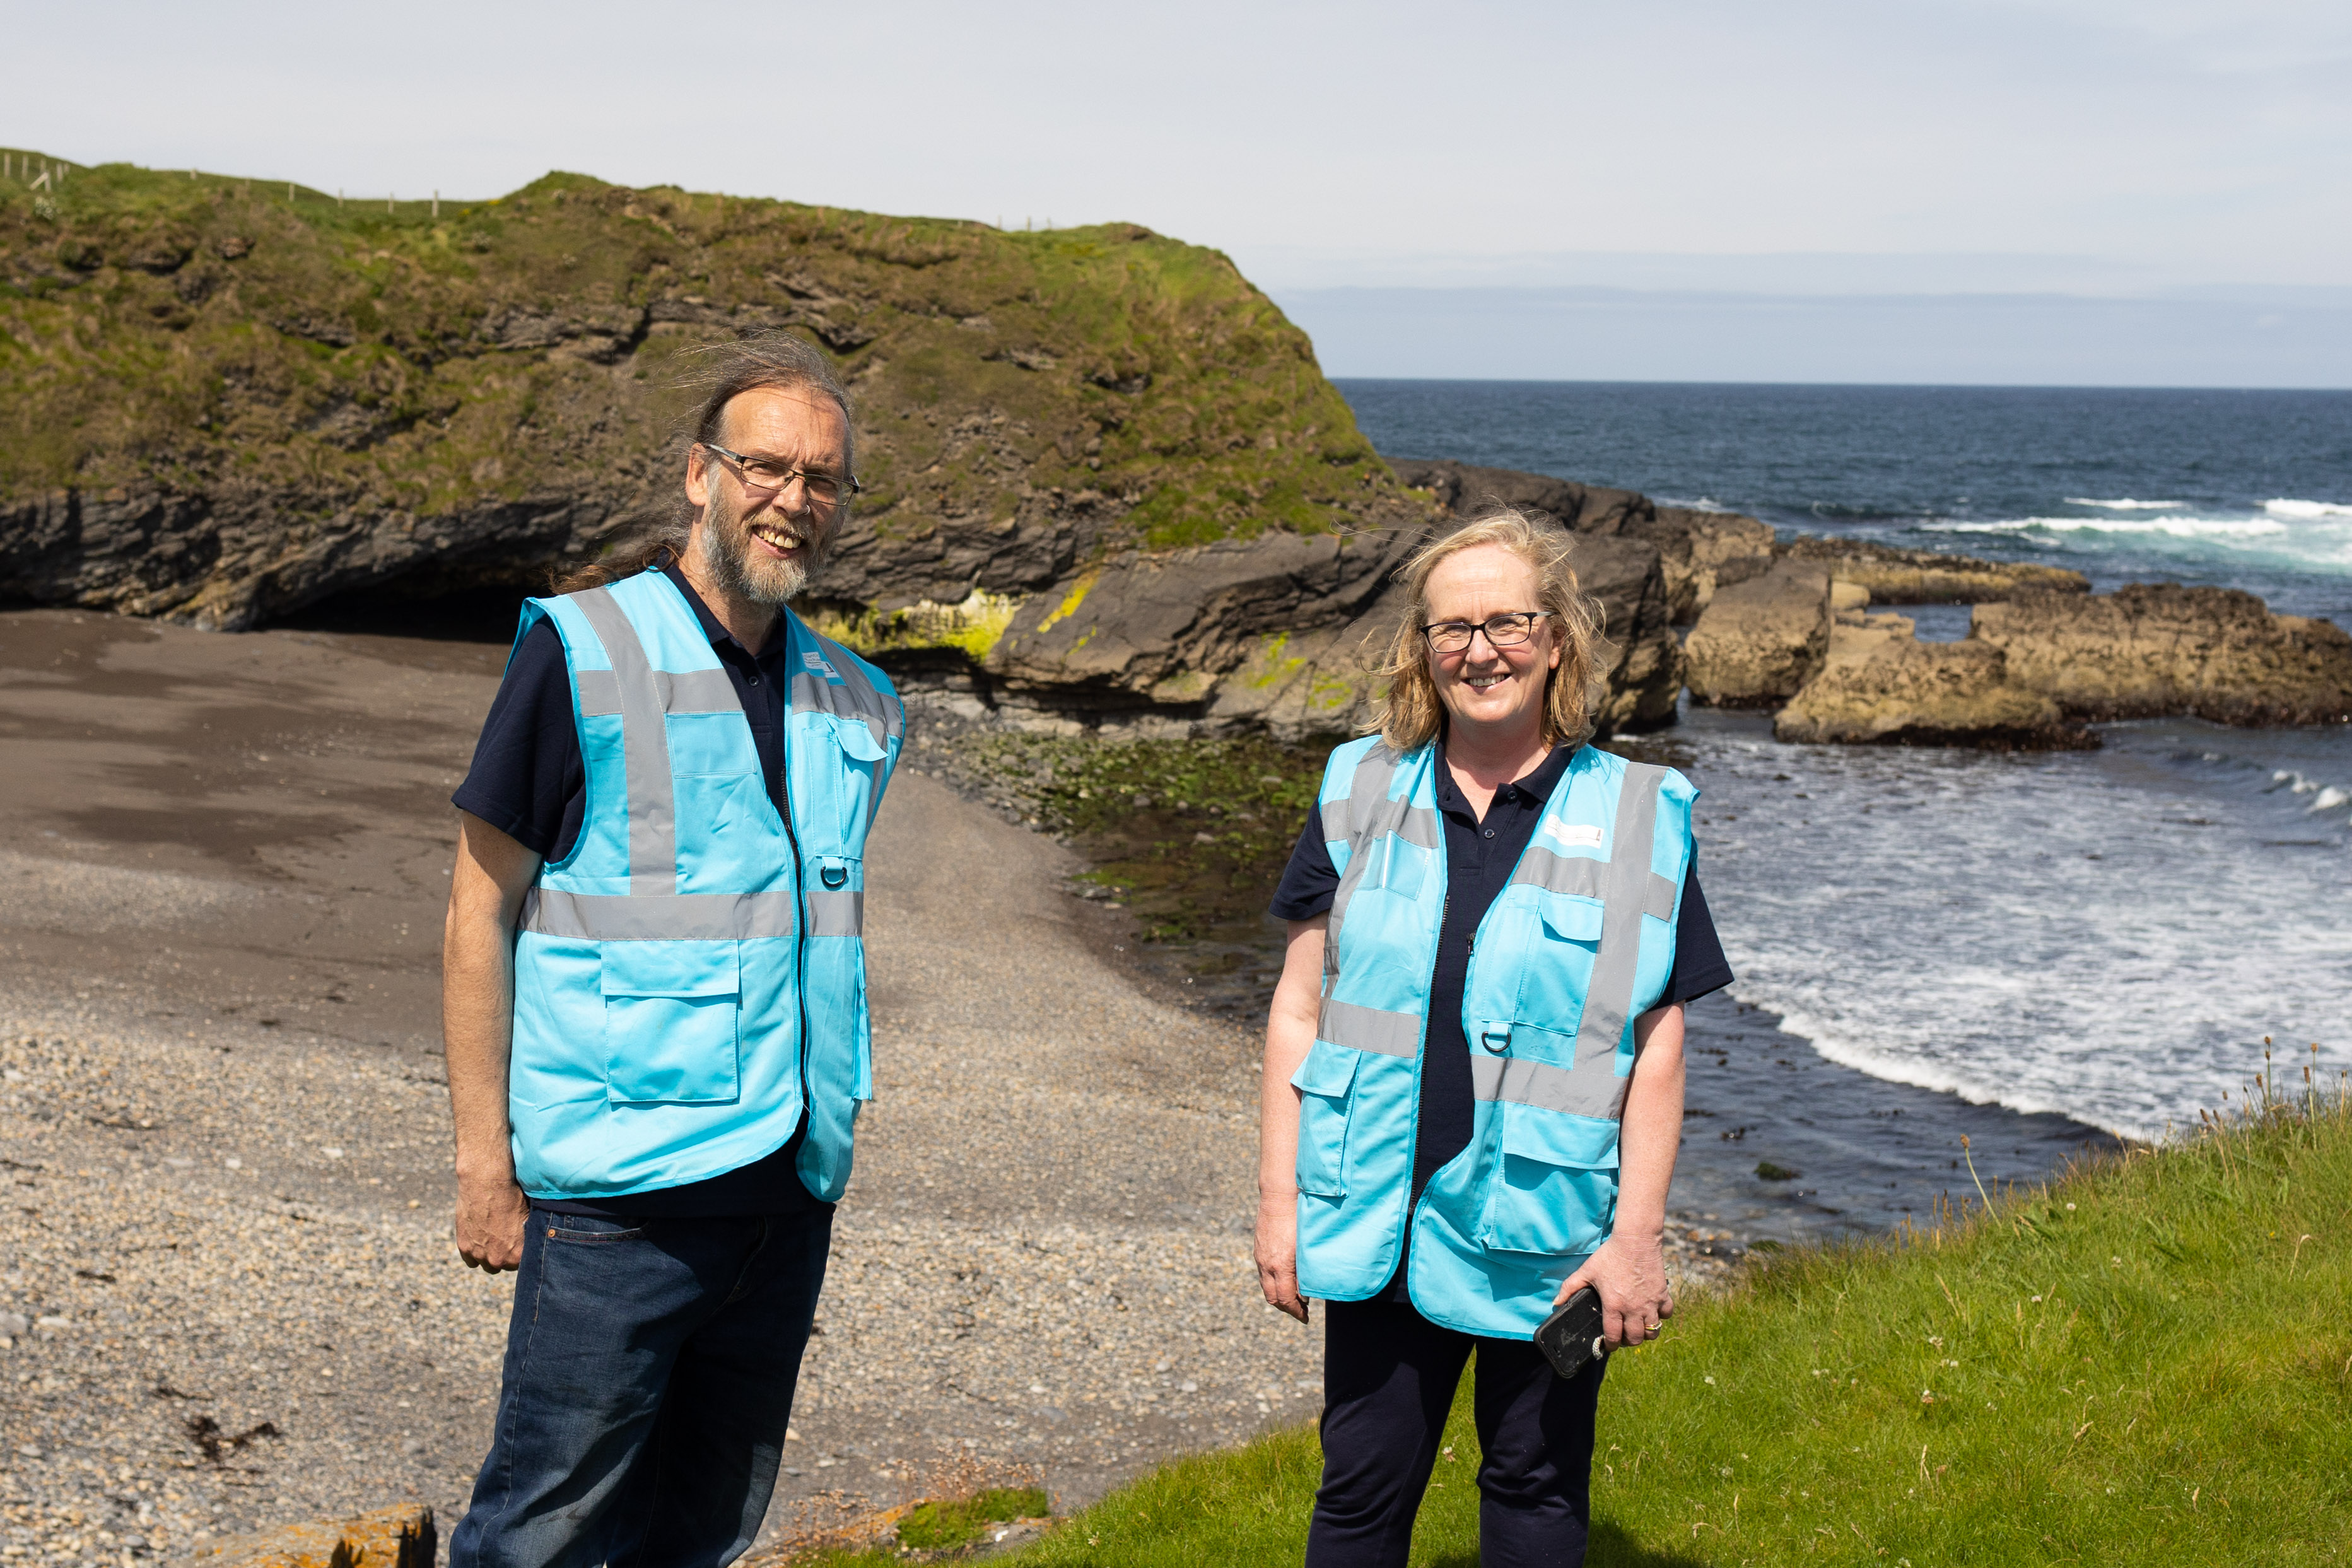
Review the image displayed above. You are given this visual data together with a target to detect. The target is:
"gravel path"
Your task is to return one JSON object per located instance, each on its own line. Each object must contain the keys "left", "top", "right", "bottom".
{"left": 0, "top": 611, "right": 1738, "bottom": 1565}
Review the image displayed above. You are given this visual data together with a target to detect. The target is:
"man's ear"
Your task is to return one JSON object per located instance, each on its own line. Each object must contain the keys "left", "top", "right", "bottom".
{"left": 684, "top": 445, "right": 713, "bottom": 510}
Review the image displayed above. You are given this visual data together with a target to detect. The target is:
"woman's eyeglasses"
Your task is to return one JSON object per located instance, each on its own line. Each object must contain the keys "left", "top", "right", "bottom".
{"left": 1421, "top": 611, "right": 1551, "bottom": 654}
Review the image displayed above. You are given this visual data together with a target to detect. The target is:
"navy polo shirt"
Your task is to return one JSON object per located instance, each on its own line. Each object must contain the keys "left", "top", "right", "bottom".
{"left": 1268, "top": 742, "right": 1732, "bottom": 1301}
{"left": 451, "top": 563, "right": 825, "bottom": 1220}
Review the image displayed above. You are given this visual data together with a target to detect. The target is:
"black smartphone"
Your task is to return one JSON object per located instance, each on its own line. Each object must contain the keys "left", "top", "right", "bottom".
{"left": 1533, "top": 1286, "right": 1608, "bottom": 1380}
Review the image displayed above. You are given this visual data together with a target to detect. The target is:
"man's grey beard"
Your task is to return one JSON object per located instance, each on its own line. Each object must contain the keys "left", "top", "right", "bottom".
{"left": 696, "top": 490, "right": 821, "bottom": 606}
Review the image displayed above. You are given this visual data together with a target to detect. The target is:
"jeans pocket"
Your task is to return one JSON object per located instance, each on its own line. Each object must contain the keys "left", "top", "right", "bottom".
{"left": 541, "top": 1215, "right": 649, "bottom": 1244}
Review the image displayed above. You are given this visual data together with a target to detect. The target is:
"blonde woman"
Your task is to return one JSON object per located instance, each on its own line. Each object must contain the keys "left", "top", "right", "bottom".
{"left": 1257, "top": 510, "right": 1732, "bottom": 1567}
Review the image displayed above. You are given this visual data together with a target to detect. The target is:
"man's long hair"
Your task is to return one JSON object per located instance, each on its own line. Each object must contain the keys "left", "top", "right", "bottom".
{"left": 553, "top": 332, "right": 855, "bottom": 594}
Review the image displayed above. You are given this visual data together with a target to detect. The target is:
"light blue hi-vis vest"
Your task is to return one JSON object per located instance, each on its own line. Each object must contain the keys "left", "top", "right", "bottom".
{"left": 502, "top": 570, "right": 903, "bottom": 1205}
{"left": 1292, "top": 737, "right": 1695, "bottom": 1338}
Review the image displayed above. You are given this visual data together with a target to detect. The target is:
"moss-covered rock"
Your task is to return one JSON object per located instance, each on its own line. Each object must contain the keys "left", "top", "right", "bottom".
{"left": 0, "top": 152, "right": 1417, "bottom": 631}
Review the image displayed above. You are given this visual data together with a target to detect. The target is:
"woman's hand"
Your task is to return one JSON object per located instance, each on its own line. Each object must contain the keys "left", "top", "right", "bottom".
{"left": 1256, "top": 918, "right": 1325, "bottom": 1326}
{"left": 1555, "top": 1232, "right": 1673, "bottom": 1349}
{"left": 1556, "top": 1003, "right": 1687, "bottom": 1349}
{"left": 1255, "top": 1198, "right": 1309, "bottom": 1323}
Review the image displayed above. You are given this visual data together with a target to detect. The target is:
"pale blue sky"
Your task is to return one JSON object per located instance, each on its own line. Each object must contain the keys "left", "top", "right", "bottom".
{"left": 8, "top": 0, "right": 2346, "bottom": 382}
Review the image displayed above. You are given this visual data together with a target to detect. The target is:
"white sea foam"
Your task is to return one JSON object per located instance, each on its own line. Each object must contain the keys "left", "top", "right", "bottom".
{"left": 1688, "top": 716, "right": 2352, "bottom": 1144}
{"left": 2266, "top": 498, "right": 2352, "bottom": 520}
{"left": 2064, "top": 497, "right": 2185, "bottom": 510}
{"left": 1931, "top": 515, "right": 2288, "bottom": 539}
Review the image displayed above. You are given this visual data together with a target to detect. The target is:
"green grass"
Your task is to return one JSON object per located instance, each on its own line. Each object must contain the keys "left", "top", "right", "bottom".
{"left": 896, "top": 1487, "right": 1053, "bottom": 1551}
{"left": 800, "top": 1070, "right": 2351, "bottom": 1565}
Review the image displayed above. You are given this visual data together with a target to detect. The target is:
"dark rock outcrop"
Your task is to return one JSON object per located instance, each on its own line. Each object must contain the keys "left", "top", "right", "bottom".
{"left": 987, "top": 529, "right": 1422, "bottom": 711}
{"left": 1001, "top": 523, "right": 1683, "bottom": 740}
{"left": 1972, "top": 585, "right": 2352, "bottom": 725}
{"left": 1684, "top": 560, "right": 1832, "bottom": 706}
{"left": 1386, "top": 458, "right": 1774, "bottom": 623}
{"left": 1781, "top": 537, "right": 2089, "bottom": 604}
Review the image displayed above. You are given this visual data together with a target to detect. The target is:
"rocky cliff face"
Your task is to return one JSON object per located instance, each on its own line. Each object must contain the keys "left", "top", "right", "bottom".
{"left": 0, "top": 161, "right": 1418, "bottom": 630}
{"left": 1974, "top": 585, "right": 2352, "bottom": 725}
{"left": 1774, "top": 631, "right": 2087, "bottom": 750}
{"left": 980, "top": 522, "right": 1683, "bottom": 741}
{"left": 1683, "top": 560, "right": 1832, "bottom": 706}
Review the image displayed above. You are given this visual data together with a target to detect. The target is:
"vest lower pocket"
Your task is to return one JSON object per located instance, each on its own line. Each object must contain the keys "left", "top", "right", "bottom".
{"left": 600, "top": 940, "right": 742, "bottom": 1105}
{"left": 1290, "top": 1039, "right": 1363, "bottom": 1199}
{"left": 1474, "top": 1101, "right": 1618, "bottom": 1257}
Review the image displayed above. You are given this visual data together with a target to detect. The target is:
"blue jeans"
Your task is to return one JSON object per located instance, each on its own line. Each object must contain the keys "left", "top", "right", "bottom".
{"left": 448, "top": 1207, "right": 833, "bottom": 1568}
{"left": 1306, "top": 1296, "right": 1606, "bottom": 1568}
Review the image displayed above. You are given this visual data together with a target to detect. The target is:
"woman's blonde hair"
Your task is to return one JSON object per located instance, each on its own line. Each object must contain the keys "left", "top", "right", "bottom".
{"left": 1368, "top": 508, "right": 1606, "bottom": 752}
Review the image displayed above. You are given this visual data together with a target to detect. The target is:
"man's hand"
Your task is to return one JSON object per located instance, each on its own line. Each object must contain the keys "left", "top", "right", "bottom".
{"left": 1255, "top": 1196, "right": 1309, "bottom": 1324}
{"left": 456, "top": 1174, "right": 531, "bottom": 1273}
{"left": 1555, "top": 1231, "right": 1673, "bottom": 1350}
{"left": 443, "top": 812, "right": 540, "bottom": 1274}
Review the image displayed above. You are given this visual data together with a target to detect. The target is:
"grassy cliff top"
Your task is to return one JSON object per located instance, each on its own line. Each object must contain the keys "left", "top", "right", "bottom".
{"left": 0, "top": 150, "right": 1399, "bottom": 597}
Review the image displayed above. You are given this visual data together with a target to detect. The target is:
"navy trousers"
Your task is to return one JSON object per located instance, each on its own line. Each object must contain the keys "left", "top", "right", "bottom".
{"left": 1306, "top": 1296, "right": 1606, "bottom": 1568}
{"left": 448, "top": 1207, "right": 832, "bottom": 1568}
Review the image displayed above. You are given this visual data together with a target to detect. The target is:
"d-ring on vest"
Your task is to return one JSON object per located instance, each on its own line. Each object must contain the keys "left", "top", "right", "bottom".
{"left": 1290, "top": 736, "right": 1695, "bottom": 1339}
{"left": 501, "top": 570, "right": 903, "bottom": 1205}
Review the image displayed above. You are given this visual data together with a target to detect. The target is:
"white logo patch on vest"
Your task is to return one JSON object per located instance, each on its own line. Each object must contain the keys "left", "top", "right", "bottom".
{"left": 1543, "top": 820, "right": 1605, "bottom": 849}
{"left": 802, "top": 651, "right": 840, "bottom": 680}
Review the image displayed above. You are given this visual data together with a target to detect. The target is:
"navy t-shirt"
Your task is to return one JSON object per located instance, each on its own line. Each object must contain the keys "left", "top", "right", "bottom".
{"left": 451, "top": 564, "right": 828, "bottom": 1220}
{"left": 1268, "top": 742, "right": 1733, "bottom": 1301}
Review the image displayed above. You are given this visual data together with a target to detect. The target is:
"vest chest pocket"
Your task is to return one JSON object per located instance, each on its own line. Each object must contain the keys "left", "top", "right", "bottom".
{"left": 793, "top": 712, "right": 887, "bottom": 846}
{"left": 600, "top": 940, "right": 741, "bottom": 1105}
{"left": 1474, "top": 1101, "right": 1618, "bottom": 1258}
{"left": 1290, "top": 1039, "right": 1362, "bottom": 1199}
{"left": 1514, "top": 894, "right": 1604, "bottom": 1038}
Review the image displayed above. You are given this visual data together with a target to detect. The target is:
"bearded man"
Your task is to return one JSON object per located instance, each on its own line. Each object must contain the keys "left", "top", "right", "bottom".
{"left": 440, "top": 333, "right": 901, "bottom": 1568}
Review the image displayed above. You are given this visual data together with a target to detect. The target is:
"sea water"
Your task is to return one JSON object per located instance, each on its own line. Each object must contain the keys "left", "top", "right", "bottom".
{"left": 1337, "top": 382, "right": 2352, "bottom": 1227}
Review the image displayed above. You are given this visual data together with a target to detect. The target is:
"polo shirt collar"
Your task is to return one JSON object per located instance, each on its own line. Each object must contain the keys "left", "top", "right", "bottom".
{"left": 1434, "top": 739, "right": 1576, "bottom": 818}
{"left": 660, "top": 560, "right": 788, "bottom": 662}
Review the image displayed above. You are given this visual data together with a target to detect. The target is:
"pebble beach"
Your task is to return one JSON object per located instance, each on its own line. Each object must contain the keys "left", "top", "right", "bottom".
{"left": 0, "top": 610, "right": 1741, "bottom": 1564}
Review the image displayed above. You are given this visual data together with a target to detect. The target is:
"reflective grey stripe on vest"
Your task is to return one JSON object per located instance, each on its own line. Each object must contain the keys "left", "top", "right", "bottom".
{"left": 1471, "top": 1053, "right": 1598, "bottom": 1116}
{"left": 790, "top": 635, "right": 901, "bottom": 822}
{"left": 1315, "top": 997, "right": 1420, "bottom": 1058}
{"left": 1510, "top": 848, "right": 1678, "bottom": 920}
{"left": 522, "top": 887, "right": 795, "bottom": 940}
{"left": 1321, "top": 744, "right": 1401, "bottom": 999}
{"left": 576, "top": 667, "right": 738, "bottom": 720}
{"left": 571, "top": 588, "right": 686, "bottom": 896}
{"left": 1474, "top": 762, "right": 1669, "bottom": 1120}
{"left": 804, "top": 889, "right": 863, "bottom": 937}
{"left": 1321, "top": 777, "right": 1439, "bottom": 853}
{"left": 789, "top": 648, "right": 901, "bottom": 751}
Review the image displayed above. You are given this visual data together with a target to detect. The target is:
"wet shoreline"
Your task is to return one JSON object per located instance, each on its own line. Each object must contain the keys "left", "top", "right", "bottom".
{"left": 895, "top": 686, "right": 2133, "bottom": 1256}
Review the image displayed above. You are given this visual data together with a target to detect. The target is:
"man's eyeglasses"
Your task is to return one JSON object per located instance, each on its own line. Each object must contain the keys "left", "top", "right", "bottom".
{"left": 700, "top": 443, "right": 861, "bottom": 508}
{"left": 1421, "top": 611, "right": 1552, "bottom": 655}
